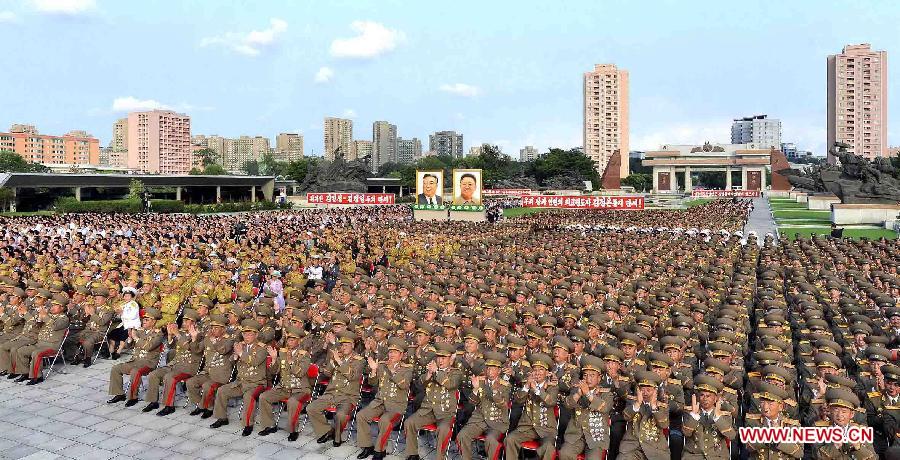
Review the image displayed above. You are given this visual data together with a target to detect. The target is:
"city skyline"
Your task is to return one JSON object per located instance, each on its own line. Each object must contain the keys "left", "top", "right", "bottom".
{"left": 1, "top": 1, "right": 899, "bottom": 158}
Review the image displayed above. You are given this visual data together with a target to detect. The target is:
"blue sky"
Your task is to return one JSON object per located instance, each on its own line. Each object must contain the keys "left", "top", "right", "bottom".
{"left": 0, "top": 0, "right": 897, "bottom": 157}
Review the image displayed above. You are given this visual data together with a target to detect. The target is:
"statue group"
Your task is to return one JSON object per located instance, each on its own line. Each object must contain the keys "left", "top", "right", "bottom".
{"left": 778, "top": 143, "right": 900, "bottom": 204}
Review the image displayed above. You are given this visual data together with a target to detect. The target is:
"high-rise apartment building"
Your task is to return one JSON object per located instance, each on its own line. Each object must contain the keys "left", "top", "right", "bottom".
{"left": 350, "top": 140, "right": 373, "bottom": 161}
{"left": 519, "top": 145, "right": 540, "bottom": 162}
{"left": 0, "top": 124, "right": 100, "bottom": 165}
{"left": 126, "top": 110, "right": 191, "bottom": 174}
{"left": 429, "top": 131, "right": 464, "bottom": 158}
{"left": 397, "top": 137, "right": 422, "bottom": 164}
{"left": 223, "top": 136, "right": 270, "bottom": 173}
{"left": 731, "top": 115, "right": 782, "bottom": 148}
{"left": 324, "top": 117, "right": 353, "bottom": 161}
{"left": 583, "top": 64, "right": 629, "bottom": 178}
{"left": 275, "top": 133, "right": 304, "bottom": 162}
{"left": 827, "top": 43, "right": 888, "bottom": 163}
{"left": 372, "top": 121, "right": 397, "bottom": 173}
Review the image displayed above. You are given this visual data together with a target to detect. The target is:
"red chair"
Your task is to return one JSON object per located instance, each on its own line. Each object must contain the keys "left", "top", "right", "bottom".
{"left": 520, "top": 406, "right": 560, "bottom": 460}
{"left": 420, "top": 390, "right": 460, "bottom": 455}
{"left": 273, "top": 364, "right": 318, "bottom": 432}
{"left": 37, "top": 329, "right": 70, "bottom": 379}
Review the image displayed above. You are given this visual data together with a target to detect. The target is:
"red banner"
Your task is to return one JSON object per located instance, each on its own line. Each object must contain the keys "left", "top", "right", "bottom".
{"left": 483, "top": 188, "right": 533, "bottom": 196}
{"left": 521, "top": 195, "right": 644, "bottom": 210}
{"left": 690, "top": 190, "right": 761, "bottom": 198}
{"left": 306, "top": 193, "right": 395, "bottom": 205}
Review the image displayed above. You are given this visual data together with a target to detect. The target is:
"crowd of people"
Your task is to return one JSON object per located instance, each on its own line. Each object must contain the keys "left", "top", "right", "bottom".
{"left": 0, "top": 200, "right": 898, "bottom": 460}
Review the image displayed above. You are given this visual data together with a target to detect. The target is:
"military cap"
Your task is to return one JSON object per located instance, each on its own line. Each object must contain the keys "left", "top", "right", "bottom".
{"left": 337, "top": 330, "right": 357, "bottom": 344}
{"left": 601, "top": 346, "right": 625, "bottom": 363}
{"left": 10, "top": 287, "right": 25, "bottom": 298}
{"left": 463, "top": 327, "right": 484, "bottom": 342}
{"left": 814, "top": 352, "right": 842, "bottom": 369}
{"left": 482, "top": 319, "right": 501, "bottom": 333}
{"left": 255, "top": 304, "right": 274, "bottom": 317}
{"left": 867, "top": 345, "right": 892, "bottom": 362}
{"left": 703, "top": 358, "right": 730, "bottom": 375}
{"left": 387, "top": 337, "right": 407, "bottom": 353}
{"left": 672, "top": 316, "right": 695, "bottom": 329}
{"left": 636, "top": 370, "right": 662, "bottom": 387}
{"left": 284, "top": 326, "right": 305, "bottom": 339}
{"left": 422, "top": 302, "right": 439, "bottom": 312}
{"left": 694, "top": 374, "right": 724, "bottom": 394}
{"left": 458, "top": 307, "right": 477, "bottom": 319}
{"left": 850, "top": 322, "right": 873, "bottom": 335}
{"left": 142, "top": 308, "right": 162, "bottom": 320}
{"left": 660, "top": 336, "right": 685, "bottom": 351}
{"left": 530, "top": 353, "right": 553, "bottom": 369}
{"left": 582, "top": 355, "right": 604, "bottom": 374}
{"left": 372, "top": 318, "right": 390, "bottom": 332}
{"left": 569, "top": 329, "right": 588, "bottom": 343}
{"left": 866, "top": 335, "right": 891, "bottom": 346}
{"left": 648, "top": 351, "right": 674, "bottom": 369}
{"left": 539, "top": 316, "right": 558, "bottom": 328}
{"left": 552, "top": 336, "right": 574, "bottom": 353}
{"left": 50, "top": 293, "right": 68, "bottom": 305}
{"left": 756, "top": 382, "right": 789, "bottom": 402}
{"left": 825, "top": 387, "right": 860, "bottom": 409}
{"left": 814, "top": 339, "right": 842, "bottom": 355}
{"left": 506, "top": 335, "right": 526, "bottom": 350}
{"left": 236, "top": 291, "right": 254, "bottom": 302}
{"left": 434, "top": 342, "right": 456, "bottom": 357}
{"left": 240, "top": 319, "right": 260, "bottom": 332}
{"left": 35, "top": 288, "right": 52, "bottom": 299}
{"left": 209, "top": 314, "right": 227, "bottom": 327}
{"left": 761, "top": 365, "right": 793, "bottom": 384}
{"left": 416, "top": 321, "right": 435, "bottom": 335}
{"left": 526, "top": 324, "right": 547, "bottom": 339}
{"left": 618, "top": 332, "right": 641, "bottom": 347}
{"left": 484, "top": 351, "right": 507, "bottom": 367}
{"left": 708, "top": 342, "right": 736, "bottom": 358}
{"left": 882, "top": 364, "right": 900, "bottom": 384}
{"left": 762, "top": 338, "right": 790, "bottom": 354}
{"left": 182, "top": 309, "right": 200, "bottom": 322}
{"left": 332, "top": 313, "right": 350, "bottom": 326}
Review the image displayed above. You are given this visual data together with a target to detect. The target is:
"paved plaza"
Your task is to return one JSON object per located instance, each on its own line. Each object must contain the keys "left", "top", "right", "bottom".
{"left": 0, "top": 356, "right": 423, "bottom": 460}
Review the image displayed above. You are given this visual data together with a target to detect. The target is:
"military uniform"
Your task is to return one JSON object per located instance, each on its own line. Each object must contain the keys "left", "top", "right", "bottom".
{"left": 559, "top": 356, "right": 615, "bottom": 460}
{"left": 0, "top": 310, "right": 40, "bottom": 374}
{"left": 505, "top": 354, "right": 559, "bottom": 460}
{"left": 211, "top": 320, "right": 269, "bottom": 432}
{"left": 308, "top": 331, "right": 365, "bottom": 443}
{"left": 404, "top": 342, "right": 463, "bottom": 460}
{"left": 356, "top": 338, "right": 413, "bottom": 458}
{"left": 142, "top": 317, "right": 204, "bottom": 411}
{"left": 185, "top": 316, "right": 235, "bottom": 414}
{"left": 107, "top": 309, "right": 165, "bottom": 403}
{"left": 258, "top": 326, "right": 312, "bottom": 439}
{"left": 682, "top": 375, "right": 737, "bottom": 460}
{"left": 457, "top": 351, "right": 511, "bottom": 460}
{"left": 15, "top": 306, "right": 69, "bottom": 382}
{"left": 618, "top": 371, "right": 670, "bottom": 460}
{"left": 71, "top": 302, "right": 114, "bottom": 364}
{"left": 743, "top": 383, "right": 802, "bottom": 459}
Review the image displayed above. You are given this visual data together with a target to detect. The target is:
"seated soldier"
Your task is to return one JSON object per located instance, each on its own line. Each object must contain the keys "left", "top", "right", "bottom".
{"left": 257, "top": 325, "right": 312, "bottom": 441}
{"left": 14, "top": 294, "right": 70, "bottom": 385}
{"left": 356, "top": 337, "right": 412, "bottom": 460}
{"left": 456, "top": 351, "right": 511, "bottom": 460}
{"left": 307, "top": 330, "right": 365, "bottom": 446}
{"left": 210, "top": 319, "right": 269, "bottom": 436}
{"left": 142, "top": 309, "right": 204, "bottom": 416}
{"left": 404, "top": 342, "right": 463, "bottom": 460}
{"left": 107, "top": 308, "right": 165, "bottom": 406}
{"left": 504, "top": 353, "right": 558, "bottom": 460}
{"left": 185, "top": 315, "right": 235, "bottom": 418}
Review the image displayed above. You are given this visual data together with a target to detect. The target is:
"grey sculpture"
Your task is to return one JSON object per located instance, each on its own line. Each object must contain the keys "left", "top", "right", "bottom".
{"left": 776, "top": 143, "right": 900, "bottom": 204}
{"left": 297, "top": 151, "right": 369, "bottom": 193}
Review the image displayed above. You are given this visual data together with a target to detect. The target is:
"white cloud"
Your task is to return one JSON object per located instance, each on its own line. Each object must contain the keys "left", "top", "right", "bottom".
{"left": 330, "top": 21, "right": 405, "bottom": 59}
{"left": 0, "top": 11, "right": 18, "bottom": 22}
{"left": 343, "top": 109, "right": 357, "bottom": 118}
{"left": 31, "top": 0, "right": 95, "bottom": 15}
{"left": 200, "top": 18, "right": 287, "bottom": 57}
{"left": 632, "top": 120, "right": 733, "bottom": 150}
{"left": 439, "top": 83, "right": 481, "bottom": 98}
{"left": 314, "top": 66, "right": 334, "bottom": 83}
{"left": 111, "top": 97, "right": 170, "bottom": 112}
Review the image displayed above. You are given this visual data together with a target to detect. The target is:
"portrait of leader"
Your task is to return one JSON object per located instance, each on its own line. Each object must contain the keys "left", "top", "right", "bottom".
{"left": 452, "top": 169, "right": 482, "bottom": 205}
{"left": 416, "top": 171, "right": 443, "bottom": 205}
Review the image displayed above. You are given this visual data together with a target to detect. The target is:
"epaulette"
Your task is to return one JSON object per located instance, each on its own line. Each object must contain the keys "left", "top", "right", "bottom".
{"left": 400, "top": 362, "right": 413, "bottom": 368}
{"left": 597, "top": 387, "right": 610, "bottom": 393}
{"left": 722, "top": 387, "right": 737, "bottom": 395}
{"left": 633, "top": 358, "right": 645, "bottom": 365}
{"left": 783, "top": 418, "right": 800, "bottom": 426}
{"left": 811, "top": 398, "right": 825, "bottom": 405}
{"left": 784, "top": 398, "right": 797, "bottom": 407}
{"left": 814, "top": 420, "right": 830, "bottom": 427}
{"left": 747, "top": 371, "right": 761, "bottom": 379}
{"left": 668, "top": 378, "right": 680, "bottom": 385}
{"left": 746, "top": 413, "right": 761, "bottom": 420}
{"left": 868, "top": 391, "right": 882, "bottom": 398}
{"left": 884, "top": 406, "right": 900, "bottom": 411}
{"left": 618, "top": 376, "right": 631, "bottom": 382}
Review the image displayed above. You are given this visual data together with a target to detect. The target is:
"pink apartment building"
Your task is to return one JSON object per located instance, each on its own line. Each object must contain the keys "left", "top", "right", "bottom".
{"left": 827, "top": 44, "right": 888, "bottom": 163}
{"left": 126, "top": 110, "right": 192, "bottom": 174}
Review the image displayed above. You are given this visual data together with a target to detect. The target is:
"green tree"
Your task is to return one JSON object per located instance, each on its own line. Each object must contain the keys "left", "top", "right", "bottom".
{"left": 128, "top": 179, "right": 146, "bottom": 200}
{"left": 285, "top": 157, "right": 317, "bottom": 183}
{"left": 0, "top": 150, "right": 50, "bottom": 173}
{"left": 527, "top": 148, "right": 601, "bottom": 188}
{"left": 622, "top": 173, "right": 652, "bottom": 192}
{"left": 194, "top": 148, "right": 219, "bottom": 167}
{"left": 189, "top": 167, "right": 202, "bottom": 175}
{"left": 0, "top": 187, "right": 13, "bottom": 212}
{"left": 242, "top": 160, "right": 260, "bottom": 175}
{"left": 203, "top": 164, "right": 228, "bottom": 175}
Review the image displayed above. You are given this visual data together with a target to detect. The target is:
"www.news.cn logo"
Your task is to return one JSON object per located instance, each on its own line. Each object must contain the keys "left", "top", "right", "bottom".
{"left": 739, "top": 426, "right": 874, "bottom": 444}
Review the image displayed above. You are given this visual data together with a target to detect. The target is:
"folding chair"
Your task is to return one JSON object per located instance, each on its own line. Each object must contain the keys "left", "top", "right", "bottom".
{"left": 122, "top": 344, "right": 165, "bottom": 400}
{"left": 370, "top": 390, "right": 412, "bottom": 455}
{"left": 420, "top": 390, "right": 460, "bottom": 456}
{"left": 520, "top": 405, "right": 560, "bottom": 460}
{"left": 38, "top": 329, "right": 70, "bottom": 379}
{"left": 273, "top": 364, "right": 317, "bottom": 432}
{"left": 466, "top": 402, "right": 512, "bottom": 460}
{"left": 92, "top": 322, "right": 114, "bottom": 361}
{"left": 324, "top": 375, "right": 365, "bottom": 442}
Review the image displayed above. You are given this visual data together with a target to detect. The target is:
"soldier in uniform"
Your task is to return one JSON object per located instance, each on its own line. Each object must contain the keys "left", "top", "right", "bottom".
{"left": 682, "top": 374, "right": 737, "bottom": 460}
{"left": 257, "top": 325, "right": 312, "bottom": 441}
{"left": 210, "top": 319, "right": 269, "bottom": 436}
{"left": 744, "top": 383, "right": 802, "bottom": 459}
{"left": 863, "top": 363, "right": 900, "bottom": 458}
{"left": 0, "top": 290, "right": 45, "bottom": 376}
{"left": 456, "top": 351, "right": 511, "bottom": 460}
{"left": 618, "top": 370, "right": 670, "bottom": 460}
{"left": 404, "top": 342, "right": 463, "bottom": 460}
{"left": 814, "top": 388, "right": 877, "bottom": 460}
{"left": 69, "top": 288, "right": 115, "bottom": 368}
{"left": 186, "top": 314, "right": 235, "bottom": 418}
{"left": 142, "top": 309, "right": 204, "bottom": 416}
{"left": 558, "top": 355, "right": 615, "bottom": 460}
{"left": 14, "top": 294, "right": 70, "bottom": 385}
{"left": 106, "top": 308, "right": 165, "bottom": 406}
{"left": 308, "top": 330, "right": 365, "bottom": 446}
{"left": 505, "top": 353, "right": 558, "bottom": 460}
{"left": 356, "top": 337, "right": 412, "bottom": 460}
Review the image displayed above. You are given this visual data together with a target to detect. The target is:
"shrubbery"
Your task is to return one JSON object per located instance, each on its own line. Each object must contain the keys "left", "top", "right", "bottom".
{"left": 54, "top": 198, "right": 290, "bottom": 214}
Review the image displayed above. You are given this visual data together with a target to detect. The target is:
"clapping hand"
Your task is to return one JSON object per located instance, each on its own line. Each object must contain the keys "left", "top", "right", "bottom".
{"left": 471, "top": 375, "right": 482, "bottom": 388}
{"left": 578, "top": 380, "right": 590, "bottom": 396}
{"left": 636, "top": 388, "right": 644, "bottom": 406}
{"left": 267, "top": 345, "right": 278, "bottom": 360}
{"left": 713, "top": 398, "right": 725, "bottom": 419}
{"left": 367, "top": 356, "right": 378, "bottom": 372}
{"left": 689, "top": 394, "right": 700, "bottom": 418}
{"left": 648, "top": 388, "right": 658, "bottom": 410}
{"left": 233, "top": 343, "right": 243, "bottom": 357}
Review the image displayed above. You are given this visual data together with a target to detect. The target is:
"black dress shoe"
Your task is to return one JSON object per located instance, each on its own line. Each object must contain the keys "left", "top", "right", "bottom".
{"left": 142, "top": 402, "right": 159, "bottom": 412}
{"left": 0, "top": 371, "right": 7, "bottom": 377}
{"left": 69, "top": 357, "right": 82, "bottom": 365}
{"left": 157, "top": 406, "right": 175, "bottom": 417}
{"left": 14, "top": 375, "right": 29, "bottom": 382}
{"left": 25, "top": 378, "right": 43, "bottom": 385}
{"left": 372, "top": 452, "right": 385, "bottom": 460}
{"left": 287, "top": 431, "right": 299, "bottom": 442}
{"left": 317, "top": 433, "right": 334, "bottom": 444}
{"left": 107, "top": 395, "right": 126, "bottom": 404}
{"left": 258, "top": 426, "right": 277, "bottom": 436}
{"left": 82, "top": 358, "right": 92, "bottom": 368}
{"left": 190, "top": 407, "right": 204, "bottom": 416}
{"left": 242, "top": 426, "right": 253, "bottom": 436}
{"left": 210, "top": 419, "right": 229, "bottom": 429}
{"left": 7, "top": 373, "right": 19, "bottom": 380}
{"left": 124, "top": 399, "right": 138, "bottom": 407}
{"left": 333, "top": 437, "right": 342, "bottom": 447}
{"left": 357, "top": 447, "right": 374, "bottom": 459}
{"left": 406, "top": 455, "right": 421, "bottom": 460}
{"left": 201, "top": 409, "right": 213, "bottom": 419}
{"left": 99, "top": 350, "right": 111, "bottom": 359}
{"left": 111, "top": 352, "right": 120, "bottom": 360}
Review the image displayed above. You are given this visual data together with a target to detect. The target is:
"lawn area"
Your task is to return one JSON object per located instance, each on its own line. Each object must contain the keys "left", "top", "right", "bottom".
{"left": 504, "top": 207, "right": 549, "bottom": 218}
{"left": 772, "top": 209, "right": 831, "bottom": 220}
{"left": 779, "top": 227, "right": 898, "bottom": 240}
{"left": 0, "top": 211, "right": 55, "bottom": 217}
{"left": 775, "top": 219, "right": 833, "bottom": 226}
{"left": 684, "top": 198, "right": 712, "bottom": 208}
{"left": 769, "top": 201, "right": 809, "bottom": 210}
